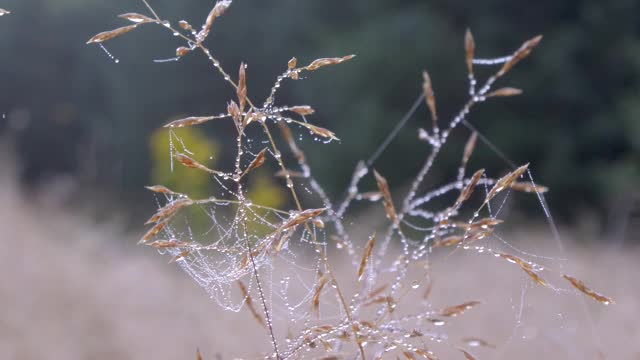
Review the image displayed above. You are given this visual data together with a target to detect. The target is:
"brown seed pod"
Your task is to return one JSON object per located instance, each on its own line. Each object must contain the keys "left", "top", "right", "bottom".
{"left": 439, "top": 301, "right": 481, "bottom": 317}
{"left": 287, "top": 106, "right": 315, "bottom": 116}
{"left": 465, "top": 29, "right": 475, "bottom": 75}
{"left": 563, "top": 274, "right": 614, "bottom": 305}
{"left": 304, "top": 55, "right": 355, "bottom": 71}
{"left": 87, "top": 25, "right": 138, "bottom": 44}
{"left": 357, "top": 233, "right": 376, "bottom": 281}
{"left": 373, "top": 170, "right": 399, "bottom": 226}
{"left": 118, "top": 13, "right": 154, "bottom": 23}
{"left": 237, "top": 63, "right": 247, "bottom": 111}
{"left": 287, "top": 57, "right": 297, "bottom": 69}
{"left": 486, "top": 87, "right": 523, "bottom": 97}
{"left": 497, "top": 35, "right": 543, "bottom": 77}
{"left": 176, "top": 46, "right": 191, "bottom": 57}
{"left": 423, "top": 71, "right": 438, "bottom": 124}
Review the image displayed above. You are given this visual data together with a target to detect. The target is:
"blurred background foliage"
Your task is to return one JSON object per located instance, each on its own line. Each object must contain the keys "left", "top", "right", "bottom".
{"left": 150, "top": 127, "right": 219, "bottom": 200}
{"left": 0, "top": 0, "right": 638, "bottom": 233}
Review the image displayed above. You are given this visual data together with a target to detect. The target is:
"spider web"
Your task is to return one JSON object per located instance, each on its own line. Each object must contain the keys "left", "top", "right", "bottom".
{"left": 119, "top": 7, "right": 611, "bottom": 358}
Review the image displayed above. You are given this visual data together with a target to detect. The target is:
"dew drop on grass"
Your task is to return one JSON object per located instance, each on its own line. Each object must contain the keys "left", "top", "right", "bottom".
{"left": 466, "top": 339, "right": 481, "bottom": 347}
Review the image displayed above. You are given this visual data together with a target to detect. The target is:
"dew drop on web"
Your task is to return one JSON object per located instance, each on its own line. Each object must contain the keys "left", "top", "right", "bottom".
{"left": 99, "top": 44, "right": 119, "bottom": 64}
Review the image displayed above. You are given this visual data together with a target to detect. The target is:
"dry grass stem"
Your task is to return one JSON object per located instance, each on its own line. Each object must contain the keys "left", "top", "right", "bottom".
{"left": 422, "top": 71, "right": 438, "bottom": 127}
{"left": 86, "top": 25, "right": 139, "bottom": 44}
{"left": 563, "top": 275, "right": 615, "bottom": 305}
{"left": 85, "top": 7, "right": 615, "bottom": 358}
{"left": 357, "top": 233, "right": 376, "bottom": 281}
{"left": 486, "top": 87, "right": 523, "bottom": 97}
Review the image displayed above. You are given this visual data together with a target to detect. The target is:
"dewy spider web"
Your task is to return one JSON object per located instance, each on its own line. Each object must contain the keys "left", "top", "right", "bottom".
{"left": 88, "top": 2, "right": 614, "bottom": 359}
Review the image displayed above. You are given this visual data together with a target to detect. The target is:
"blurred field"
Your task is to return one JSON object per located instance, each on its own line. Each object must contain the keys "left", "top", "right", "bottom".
{"left": 2, "top": 145, "right": 638, "bottom": 360}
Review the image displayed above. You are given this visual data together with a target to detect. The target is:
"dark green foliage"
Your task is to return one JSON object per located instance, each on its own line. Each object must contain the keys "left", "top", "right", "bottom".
{"left": 0, "top": 0, "right": 637, "bottom": 225}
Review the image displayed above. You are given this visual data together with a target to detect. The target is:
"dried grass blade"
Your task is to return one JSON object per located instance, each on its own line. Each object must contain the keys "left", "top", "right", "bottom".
{"left": 287, "top": 57, "right": 297, "bottom": 69}
{"left": 440, "top": 301, "right": 481, "bottom": 317}
{"left": 312, "top": 272, "right": 328, "bottom": 317}
{"left": 178, "top": 20, "right": 192, "bottom": 31}
{"left": 455, "top": 169, "right": 485, "bottom": 207}
{"left": 415, "top": 349, "right": 437, "bottom": 360}
{"left": 280, "top": 208, "right": 327, "bottom": 231}
{"left": 273, "top": 229, "right": 294, "bottom": 253}
{"left": 145, "top": 184, "right": 179, "bottom": 195}
{"left": 144, "top": 199, "right": 193, "bottom": 225}
{"left": 498, "top": 35, "right": 543, "bottom": 77}
{"left": 484, "top": 164, "right": 529, "bottom": 204}
{"left": 288, "top": 106, "right": 315, "bottom": 116}
{"left": 317, "top": 339, "right": 334, "bottom": 353}
{"left": 459, "top": 349, "right": 478, "bottom": 360}
{"left": 237, "top": 62, "right": 247, "bottom": 111}
{"left": 433, "top": 236, "right": 463, "bottom": 248}
{"left": 118, "top": 13, "right": 154, "bottom": 23}
{"left": 496, "top": 252, "right": 548, "bottom": 286}
{"left": 462, "top": 132, "right": 478, "bottom": 164}
{"left": 463, "top": 217, "right": 503, "bottom": 230}
{"left": 312, "top": 218, "right": 324, "bottom": 228}
{"left": 245, "top": 148, "right": 267, "bottom": 173}
{"left": 274, "top": 169, "right": 305, "bottom": 178}
{"left": 169, "top": 250, "right": 191, "bottom": 263}
{"left": 486, "top": 87, "right": 523, "bottom": 97}
{"left": 357, "top": 233, "right": 376, "bottom": 281}
{"left": 463, "top": 228, "right": 493, "bottom": 243}
{"left": 496, "top": 252, "right": 526, "bottom": 266}
{"left": 510, "top": 182, "right": 549, "bottom": 193}
{"left": 139, "top": 217, "right": 171, "bottom": 244}
{"left": 237, "top": 281, "right": 266, "bottom": 328}
{"left": 164, "top": 116, "right": 220, "bottom": 128}
{"left": 465, "top": 29, "right": 475, "bottom": 75}
{"left": 227, "top": 101, "right": 242, "bottom": 125}
{"left": 304, "top": 55, "right": 355, "bottom": 71}
{"left": 373, "top": 170, "right": 399, "bottom": 226}
{"left": 174, "top": 152, "right": 221, "bottom": 175}
{"left": 200, "top": 0, "right": 232, "bottom": 40}
{"left": 563, "top": 274, "right": 614, "bottom": 305}
{"left": 311, "top": 325, "right": 335, "bottom": 333}
{"left": 148, "top": 239, "right": 191, "bottom": 248}
{"left": 403, "top": 351, "right": 417, "bottom": 360}
{"left": 300, "top": 122, "right": 339, "bottom": 141}
{"left": 176, "top": 47, "right": 191, "bottom": 57}
{"left": 423, "top": 71, "right": 438, "bottom": 124}
{"left": 522, "top": 267, "right": 549, "bottom": 287}
{"left": 144, "top": 198, "right": 193, "bottom": 224}
{"left": 87, "top": 25, "right": 138, "bottom": 44}
{"left": 242, "top": 111, "right": 260, "bottom": 127}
